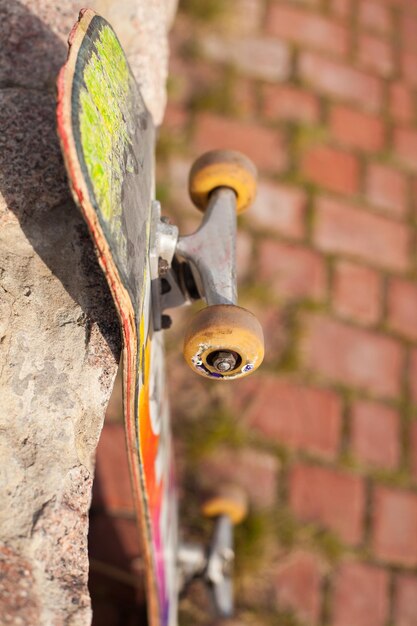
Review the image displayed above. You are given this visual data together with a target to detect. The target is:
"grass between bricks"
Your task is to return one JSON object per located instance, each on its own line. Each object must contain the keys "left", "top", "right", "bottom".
{"left": 179, "top": 0, "right": 228, "bottom": 22}
{"left": 188, "top": 65, "right": 241, "bottom": 117}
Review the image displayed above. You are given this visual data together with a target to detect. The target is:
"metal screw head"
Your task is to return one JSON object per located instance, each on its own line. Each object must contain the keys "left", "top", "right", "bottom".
{"left": 158, "top": 257, "right": 169, "bottom": 276}
{"left": 212, "top": 351, "right": 237, "bottom": 373}
{"left": 161, "top": 314, "right": 172, "bottom": 329}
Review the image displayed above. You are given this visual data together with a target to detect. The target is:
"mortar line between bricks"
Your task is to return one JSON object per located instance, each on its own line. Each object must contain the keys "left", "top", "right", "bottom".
{"left": 362, "top": 476, "right": 374, "bottom": 548}
{"left": 323, "top": 257, "right": 332, "bottom": 310}
{"left": 386, "top": 118, "right": 395, "bottom": 155}
{"left": 339, "top": 393, "right": 352, "bottom": 460}
{"left": 388, "top": 567, "right": 397, "bottom": 626}
{"left": 348, "top": 0, "right": 360, "bottom": 64}
{"left": 252, "top": 79, "right": 264, "bottom": 126}
{"left": 410, "top": 88, "right": 417, "bottom": 128}
{"left": 380, "top": 273, "right": 390, "bottom": 329}
{"left": 409, "top": 227, "right": 417, "bottom": 280}
{"left": 405, "top": 172, "right": 416, "bottom": 225}
{"left": 258, "top": 0, "right": 268, "bottom": 32}
{"left": 278, "top": 456, "right": 290, "bottom": 507}
{"left": 320, "top": 571, "right": 332, "bottom": 626}
{"left": 304, "top": 190, "right": 317, "bottom": 244}
{"left": 298, "top": 181, "right": 412, "bottom": 226}
{"left": 399, "top": 347, "right": 412, "bottom": 477}
{"left": 381, "top": 78, "right": 391, "bottom": 122}
{"left": 357, "top": 151, "right": 367, "bottom": 197}
{"left": 321, "top": 0, "right": 331, "bottom": 16}
{"left": 288, "top": 45, "right": 300, "bottom": 87}
{"left": 327, "top": 255, "right": 336, "bottom": 302}
{"left": 319, "top": 94, "right": 330, "bottom": 127}
{"left": 251, "top": 227, "right": 417, "bottom": 287}
{"left": 391, "top": 5, "right": 403, "bottom": 85}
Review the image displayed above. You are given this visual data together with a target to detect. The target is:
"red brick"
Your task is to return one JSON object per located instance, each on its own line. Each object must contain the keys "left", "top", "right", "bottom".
{"left": 394, "top": 126, "right": 417, "bottom": 171}
{"left": 333, "top": 261, "right": 381, "bottom": 325}
{"left": 199, "top": 447, "right": 279, "bottom": 509}
{"left": 92, "top": 423, "right": 134, "bottom": 513}
{"left": 235, "top": 79, "right": 258, "bottom": 118}
{"left": 289, "top": 463, "right": 365, "bottom": 543}
{"left": 258, "top": 240, "right": 327, "bottom": 300}
{"left": 193, "top": 113, "right": 288, "bottom": 173}
{"left": 402, "top": 51, "right": 417, "bottom": 88}
{"left": 249, "top": 181, "right": 306, "bottom": 239}
{"left": 331, "top": 0, "right": 351, "bottom": 19}
{"left": 266, "top": 4, "right": 349, "bottom": 57}
{"left": 388, "top": 0, "right": 417, "bottom": 11}
{"left": 357, "top": 34, "right": 394, "bottom": 77}
{"left": 303, "top": 314, "right": 404, "bottom": 397}
{"left": 396, "top": 0, "right": 417, "bottom": 11}
{"left": 395, "top": 574, "right": 417, "bottom": 626}
{"left": 390, "top": 82, "right": 414, "bottom": 124}
{"left": 409, "top": 349, "right": 417, "bottom": 405}
{"left": 351, "top": 400, "right": 400, "bottom": 469}
{"left": 273, "top": 551, "right": 322, "bottom": 623}
{"left": 330, "top": 105, "right": 385, "bottom": 152}
{"left": 400, "top": 14, "right": 417, "bottom": 54}
{"left": 410, "top": 421, "right": 417, "bottom": 480}
{"left": 388, "top": 278, "right": 417, "bottom": 341}
{"left": 332, "top": 562, "right": 389, "bottom": 626}
{"left": 301, "top": 146, "right": 359, "bottom": 194}
{"left": 299, "top": 51, "right": 383, "bottom": 112}
{"left": 244, "top": 377, "right": 342, "bottom": 459}
{"left": 314, "top": 196, "right": 410, "bottom": 271}
{"left": 263, "top": 84, "right": 320, "bottom": 124}
{"left": 372, "top": 486, "right": 417, "bottom": 566}
{"left": 201, "top": 35, "right": 290, "bottom": 82}
{"left": 163, "top": 102, "right": 188, "bottom": 133}
{"left": 168, "top": 56, "right": 220, "bottom": 105}
{"left": 250, "top": 305, "right": 287, "bottom": 368}
{"left": 359, "top": 1, "right": 391, "bottom": 35}
{"left": 365, "top": 163, "right": 408, "bottom": 217}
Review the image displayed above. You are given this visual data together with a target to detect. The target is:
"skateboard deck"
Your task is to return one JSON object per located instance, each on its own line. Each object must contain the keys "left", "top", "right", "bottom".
{"left": 57, "top": 9, "right": 177, "bottom": 626}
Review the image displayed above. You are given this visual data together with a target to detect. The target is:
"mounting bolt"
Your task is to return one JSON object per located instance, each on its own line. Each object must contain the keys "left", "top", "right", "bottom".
{"left": 212, "top": 351, "right": 237, "bottom": 373}
{"left": 161, "top": 314, "right": 172, "bottom": 329}
{"left": 158, "top": 257, "right": 169, "bottom": 277}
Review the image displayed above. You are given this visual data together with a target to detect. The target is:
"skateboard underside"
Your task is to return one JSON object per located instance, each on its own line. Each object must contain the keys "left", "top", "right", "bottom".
{"left": 56, "top": 10, "right": 177, "bottom": 626}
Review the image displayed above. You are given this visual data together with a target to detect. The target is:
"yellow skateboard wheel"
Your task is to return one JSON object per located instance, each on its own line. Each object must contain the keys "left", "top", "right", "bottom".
{"left": 183, "top": 304, "right": 264, "bottom": 380}
{"left": 189, "top": 150, "right": 257, "bottom": 214}
{"left": 202, "top": 484, "right": 248, "bottom": 525}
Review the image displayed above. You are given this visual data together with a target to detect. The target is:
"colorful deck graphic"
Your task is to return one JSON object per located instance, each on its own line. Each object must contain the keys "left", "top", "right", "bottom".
{"left": 57, "top": 10, "right": 177, "bottom": 626}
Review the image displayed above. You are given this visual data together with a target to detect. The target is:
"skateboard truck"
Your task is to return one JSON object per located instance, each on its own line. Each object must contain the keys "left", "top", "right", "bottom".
{"left": 150, "top": 150, "right": 264, "bottom": 380}
{"left": 178, "top": 516, "right": 234, "bottom": 617}
{"left": 177, "top": 485, "right": 248, "bottom": 618}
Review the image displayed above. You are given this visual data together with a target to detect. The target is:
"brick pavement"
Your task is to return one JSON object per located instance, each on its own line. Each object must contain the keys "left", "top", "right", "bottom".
{"left": 160, "top": 1, "right": 417, "bottom": 624}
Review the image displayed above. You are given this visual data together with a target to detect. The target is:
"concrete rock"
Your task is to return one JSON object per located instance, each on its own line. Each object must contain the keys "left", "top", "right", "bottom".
{"left": 0, "top": 0, "right": 176, "bottom": 623}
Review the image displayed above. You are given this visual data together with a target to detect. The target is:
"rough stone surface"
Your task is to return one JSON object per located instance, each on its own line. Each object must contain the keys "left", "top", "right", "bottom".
{"left": 0, "top": 0, "right": 176, "bottom": 623}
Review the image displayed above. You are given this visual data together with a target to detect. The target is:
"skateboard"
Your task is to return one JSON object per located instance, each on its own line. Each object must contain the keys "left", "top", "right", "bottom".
{"left": 56, "top": 9, "right": 264, "bottom": 626}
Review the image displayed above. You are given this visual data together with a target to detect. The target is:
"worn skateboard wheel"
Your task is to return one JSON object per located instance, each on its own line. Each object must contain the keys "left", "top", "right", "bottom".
{"left": 183, "top": 304, "right": 264, "bottom": 380}
{"left": 202, "top": 484, "right": 248, "bottom": 525}
{"left": 189, "top": 150, "right": 257, "bottom": 214}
